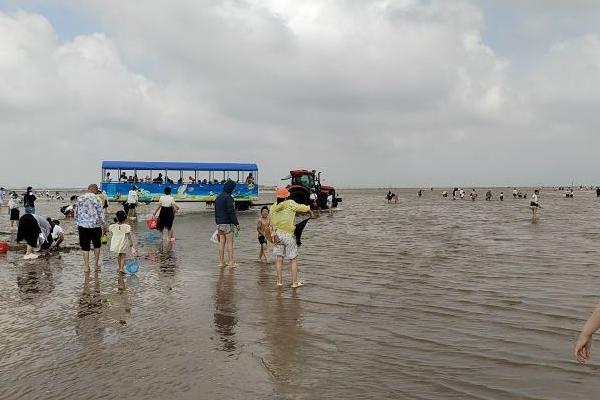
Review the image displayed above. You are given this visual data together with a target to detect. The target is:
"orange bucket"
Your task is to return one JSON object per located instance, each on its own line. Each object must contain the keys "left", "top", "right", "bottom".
{"left": 0, "top": 242, "right": 8, "bottom": 254}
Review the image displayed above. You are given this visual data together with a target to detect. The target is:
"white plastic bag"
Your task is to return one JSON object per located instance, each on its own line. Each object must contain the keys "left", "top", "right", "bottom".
{"left": 210, "top": 230, "right": 219, "bottom": 244}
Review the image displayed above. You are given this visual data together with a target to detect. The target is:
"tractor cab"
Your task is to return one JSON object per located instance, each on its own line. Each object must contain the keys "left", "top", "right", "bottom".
{"left": 284, "top": 169, "right": 341, "bottom": 210}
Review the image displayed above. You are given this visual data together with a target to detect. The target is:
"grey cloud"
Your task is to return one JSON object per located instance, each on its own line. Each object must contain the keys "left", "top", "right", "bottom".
{"left": 1, "top": 1, "right": 600, "bottom": 188}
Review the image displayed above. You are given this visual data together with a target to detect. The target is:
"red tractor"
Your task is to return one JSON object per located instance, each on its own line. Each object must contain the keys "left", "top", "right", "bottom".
{"left": 282, "top": 169, "right": 341, "bottom": 247}
{"left": 284, "top": 169, "right": 342, "bottom": 210}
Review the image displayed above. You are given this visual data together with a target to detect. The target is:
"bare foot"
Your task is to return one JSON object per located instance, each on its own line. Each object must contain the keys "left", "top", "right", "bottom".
{"left": 276, "top": 281, "right": 283, "bottom": 287}
{"left": 291, "top": 281, "right": 304, "bottom": 289}
{"left": 227, "top": 262, "right": 238, "bottom": 268}
{"left": 218, "top": 263, "right": 227, "bottom": 268}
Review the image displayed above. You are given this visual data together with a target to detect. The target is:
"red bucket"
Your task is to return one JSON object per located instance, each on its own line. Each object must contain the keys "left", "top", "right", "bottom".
{"left": 146, "top": 217, "right": 158, "bottom": 230}
{"left": 0, "top": 242, "right": 8, "bottom": 254}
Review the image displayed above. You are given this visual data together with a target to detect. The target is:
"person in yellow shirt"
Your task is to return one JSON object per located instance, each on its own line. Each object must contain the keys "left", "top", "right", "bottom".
{"left": 270, "top": 187, "right": 314, "bottom": 288}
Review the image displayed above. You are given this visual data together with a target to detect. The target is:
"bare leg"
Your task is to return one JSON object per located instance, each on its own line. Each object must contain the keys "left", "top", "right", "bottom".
{"left": 226, "top": 233, "right": 236, "bottom": 267}
{"left": 276, "top": 256, "right": 284, "bottom": 286}
{"left": 168, "top": 228, "right": 175, "bottom": 242}
{"left": 290, "top": 258, "right": 299, "bottom": 287}
{"left": 118, "top": 253, "right": 125, "bottom": 273}
{"left": 93, "top": 248, "right": 101, "bottom": 270}
{"left": 264, "top": 244, "right": 269, "bottom": 263}
{"left": 83, "top": 251, "right": 90, "bottom": 272}
{"left": 26, "top": 245, "right": 32, "bottom": 255}
{"left": 218, "top": 232, "right": 226, "bottom": 267}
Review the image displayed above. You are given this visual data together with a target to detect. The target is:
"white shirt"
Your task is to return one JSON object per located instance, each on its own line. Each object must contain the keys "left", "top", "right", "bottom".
{"left": 531, "top": 194, "right": 539, "bottom": 203}
{"left": 159, "top": 195, "right": 175, "bottom": 207}
{"left": 109, "top": 223, "right": 132, "bottom": 253}
{"left": 326, "top": 194, "right": 333, "bottom": 204}
{"left": 52, "top": 225, "right": 64, "bottom": 239}
{"left": 8, "top": 197, "right": 19, "bottom": 210}
{"left": 127, "top": 190, "right": 138, "bottom": 204}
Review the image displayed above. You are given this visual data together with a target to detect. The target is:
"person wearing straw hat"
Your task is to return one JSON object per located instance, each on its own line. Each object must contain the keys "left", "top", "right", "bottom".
{"left": 270, "top": 187, "right": 314, "bottom": 288}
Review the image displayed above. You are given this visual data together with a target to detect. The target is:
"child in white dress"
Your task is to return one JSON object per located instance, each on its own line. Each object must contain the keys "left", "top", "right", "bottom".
{"left": 109, "top": 211, "right": 136, "bottom": 274}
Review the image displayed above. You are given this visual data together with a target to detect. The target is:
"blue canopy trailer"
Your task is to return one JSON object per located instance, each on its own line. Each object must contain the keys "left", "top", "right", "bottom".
{"left": 100, "top": 161, "right": 259, "bottom": 210}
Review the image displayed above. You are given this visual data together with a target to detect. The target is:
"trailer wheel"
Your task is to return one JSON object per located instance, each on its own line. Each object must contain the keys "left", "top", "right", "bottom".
{"left": 236, "top": 201, "right": 250, "bottom": 211}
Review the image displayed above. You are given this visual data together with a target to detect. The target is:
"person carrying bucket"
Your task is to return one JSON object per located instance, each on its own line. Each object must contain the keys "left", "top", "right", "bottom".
{"left": 214, "top": 180, "right": 239, "bottom": 268}
{"left": 108, "top": 210, "right": 136, "bottom": 274}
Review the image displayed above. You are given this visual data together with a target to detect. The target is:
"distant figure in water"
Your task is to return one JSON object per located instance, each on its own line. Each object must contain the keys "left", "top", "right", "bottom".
{"left": 513, "top": 188, "right": 518, "bottom": 198}
{"left": 386, "top": 191, "right": 398, "bottom": 204}
{"left": 326, "top": 191, "right": 334, "bottom": 215}
{"left": 530, "top": 189, "right": 541, "bottom": 221}
{"left": 470, "top": 189, "right": 477, "bottom": 201}
{"left": 442, "top": 191, "right": 448, "bottom": 197}
{"left": 499, "top": 192, "right": 504, "bottom": 201}
{"left": 418, "top": 189, "right": 423, "bottom": 197}
{"left": 452, "top": 187, "right": 458, "bottom": 200}
{"left": 485, "top": 190, "right": 492, "bottom": 201}
{"left": 459, "top": 189, "right": 465, "bottom": 199}
{"left": 596, "top": 187, "right": 600, "bottom": 197}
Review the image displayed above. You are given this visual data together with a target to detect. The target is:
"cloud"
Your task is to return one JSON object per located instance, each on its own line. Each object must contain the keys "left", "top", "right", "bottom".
{"left": 1, "top": 1, "right": 599, "bottom": 188}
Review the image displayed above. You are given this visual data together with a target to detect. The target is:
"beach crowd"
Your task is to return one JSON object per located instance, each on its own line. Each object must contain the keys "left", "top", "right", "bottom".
{"left": 3, "top": 182, "right": 600, "bottom": 364}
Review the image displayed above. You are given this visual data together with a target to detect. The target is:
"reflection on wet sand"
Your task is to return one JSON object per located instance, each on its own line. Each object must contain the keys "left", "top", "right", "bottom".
{"left": 16, "top": 261, "right": 55, "bottom": 300}
{"left": 109, "top": 274, "right": 131, "bottom": 326}
{"left": 75, "top": 272, "right": 105, "bottom": 345}
{"left": 214, "top": 268, "right": 238, "bottom": 353}
{"left": 263, "top": 291, "right": 304, "bottom": 392}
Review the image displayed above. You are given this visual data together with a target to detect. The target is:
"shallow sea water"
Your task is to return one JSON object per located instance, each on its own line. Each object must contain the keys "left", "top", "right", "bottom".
{"left": 2, "top": 188, "right": 600, "bottom": 399}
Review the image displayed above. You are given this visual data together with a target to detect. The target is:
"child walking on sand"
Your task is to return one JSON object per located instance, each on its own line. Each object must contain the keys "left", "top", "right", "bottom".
{"left": 257, "top": 206, "right": 271, "bottom": 263}
{"left": 109, "top": 211, "right": 136, "bottom": 274}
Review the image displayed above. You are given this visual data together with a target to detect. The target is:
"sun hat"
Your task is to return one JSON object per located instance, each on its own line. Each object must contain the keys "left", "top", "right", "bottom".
{"left": 276, "top": 187, "right": 290, "bottom": 199}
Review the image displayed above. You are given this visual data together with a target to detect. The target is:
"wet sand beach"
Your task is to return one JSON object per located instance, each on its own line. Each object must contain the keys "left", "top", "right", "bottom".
{"left": 2, "top": 188, "right": 600, "bottom": 399}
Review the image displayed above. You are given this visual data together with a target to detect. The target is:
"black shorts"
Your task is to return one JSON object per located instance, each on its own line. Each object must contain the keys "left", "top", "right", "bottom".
{"left": 530, "top": 202, "right": 539, "bottom": 208}
{"left": 128, "top": 203, "right": 137, "bottom": 210}
{"left": 258, "top": 235, "right": 266, "bottom": 245}
{"left": 10, "top": 208, "right": 20, "bottom": 221}
{"left": 157, "top": 206, "right": 175, "bottom": 231}
{"left": 78, "top": 226, "right": 103, "bottom": 251}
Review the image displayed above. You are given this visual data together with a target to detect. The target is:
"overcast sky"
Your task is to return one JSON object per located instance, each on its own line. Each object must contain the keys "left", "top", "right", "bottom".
{"left": 1, "top": 0, "right": 599, "bottom": 188}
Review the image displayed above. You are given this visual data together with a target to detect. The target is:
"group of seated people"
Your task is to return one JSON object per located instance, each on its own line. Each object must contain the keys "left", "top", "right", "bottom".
{"left": 105, "top": 172, "right": 256, "bottom": 185}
